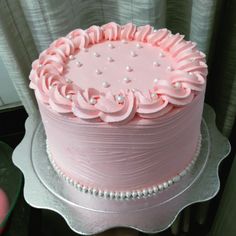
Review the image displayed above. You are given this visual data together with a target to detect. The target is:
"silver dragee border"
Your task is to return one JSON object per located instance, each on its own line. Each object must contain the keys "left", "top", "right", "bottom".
{"left": 46, "top": 135, "right": 202, "bottom": 201}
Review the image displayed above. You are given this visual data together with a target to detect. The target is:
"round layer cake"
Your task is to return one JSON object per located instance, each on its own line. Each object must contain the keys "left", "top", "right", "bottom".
{"left": 29, "top": 22, "right": 207, "bottom": 200}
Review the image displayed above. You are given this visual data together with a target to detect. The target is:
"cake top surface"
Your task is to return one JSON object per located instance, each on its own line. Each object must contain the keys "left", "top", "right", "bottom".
{"left": 30, "top": 22, "right": 207, "bottom": 124}
{"left": 67, "top": 40, "right": 176, "bottom": 93}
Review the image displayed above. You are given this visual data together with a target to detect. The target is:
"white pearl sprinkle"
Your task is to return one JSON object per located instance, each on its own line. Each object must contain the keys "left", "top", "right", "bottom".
{"left": 173, "top": 175, "right": 181, "bottom": 183}
{"left": 92, "top": 189, "right": 98, "bottom": 195}
{"left": 66, "top": 94, "right": 72, "bottom": 99}
{"left": 151, "top": 93, "right": 157, "bottom": 98}
{"left": 108, "top": 43, "right": 114, "bottom": 49}
{"left": 93, "top": 52, "right": 100, "bottom": 57}
{"left": 188, "top": 72, "right": 193, "bottom": 75}
{"left": 98, "top": 190, "right": 104, "bottom": 197}
{"left": 142, "top": 189, "right": 148, "bottom": 197}
{"left": 116, "top": 95, "right": 125, "bottom": 103}
{"left": 109, "top": 192, "right": 114, "bottom": 199}
{"left": 148, "top": 188, "right": 153, "bottom": 194}
{"left": 82, "top": 186, "right": 88, "bottom": 193}
{"left": 89, "top": 98, "right": 97, "bottom": 105}
{"left": 77, "top": 183, "right": 83, "bottom": 189}
{"left": 189, "top": 163, "right": 194, "bottom": 169}
{"left": 130, "top": 51, "right": 137, "bottom": 57}
{"left": 69, "top": 55, "right": 74, "bottom": 60}
{"left": 137, "top": 191, "right": 143, "bottom": 198}
{"left": 159, "top": 52, "right": 165, "bottom": 57}
{"left": 76, "top": 184, "right": 82, "bottom": 190}
{"left": 121, "top": 39, "right": 127, "bottom": 44}
{"left": 132, "top": 191, "right": 138, "bottom": 198}
{"left": 104, "top": 191, "right": 109, "bottom": 198}
{"left": 95, "top": 69, "right": 102, "bottom": 75}
{"left": 163, "top": 182, "right": 168, "bottom": 188}
{"left": 168, "top": 180, "right": 173, "bottom": 186}
{"left": 126, "top": 66, "right": 133, "bottom": 72}
{"left": 153, "top": 29, "right": 157, "bottom": 32}
{"left": 167, "top": 66, "right": 174, "bottom": 71}
{"left": 39, "top": 64, "right": 42, "bottom": 68}
{"left": 136, "top": 43, "right": 142, "bottom": 49}
{"left": 153, "top": 78, "right": 158, "bottom": 83}
{"left": 126, "top": 192, "right": 131, "bottom": 199}
{"left": 107, "top": 56, "right": 114, "bottom": 62}
{"left": 174, "top": 82, "right": 181, "bottom": 88}
{"left": 120, "top": 192, "right": 126, "bottom": 199}
{"left": 68, "top": 35, "right": 72, "bottom": 39}
{"left": 153, "top": 61, "right": 160, "bottom": 67}
{"left": 153, "top": 186, "right": 158, "bottom": 193}
{"left": 123, "top": 77, "right": 130, "bottom": 83}
{"left": 115, "top": 192, "right": 120, "bottom": 199}
{"left": 186, "top": 165, "right": 191, "bottom": 172}
{"left": 102, "top": 81, "right": 110, "bottom": 88}
{"left": 76, "top": 61, "right": 82, "bottom": 67}
{"left": 180, "top": 169, "right": 187, "bottom": 177}
{"left": 66, "top": 78, "right": 72, "bottom": 83}
{"left": 158, "top": 184, "right": 164, "bottom": 191}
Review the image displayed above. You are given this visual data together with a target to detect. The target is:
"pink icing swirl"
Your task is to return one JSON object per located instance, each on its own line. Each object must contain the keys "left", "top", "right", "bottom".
{"left": 50, "top": 37, "right": 75, "bottom": 56}
{"left": 87, "top": 26, "right": 103, "bottom": 44}
{"left": 71, "top": 89, "right": 136, "bottom": 123}
{"left": 29, "top": 23, "right": 207, "bottom": 124}
{"left": 95, "top": 90, "right": 136, "bottom": 123}
{"left": 136, "top": 90, "right": 173, "bottom": 118}
{"left": 49, "top": 83, "right": 76, "bottom": 113}
{"left": 67, "top": 29, "right": 90, "bottom": 49}
{"left": 120, "top": 23, "right": 137, "bottom": 40}
{"left": 147, "top": 28, "right": 169, "bottom": 45}
{"left": 134, "top": 25, "right": 153, "bottom": 42}
{"left": 102, "top": 22, "right": 121, "bottom": 40}
{"left": 72, "top": 88, "right": 101, "bottom": 120}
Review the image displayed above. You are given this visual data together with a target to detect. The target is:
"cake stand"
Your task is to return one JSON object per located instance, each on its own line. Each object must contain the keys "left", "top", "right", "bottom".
{"left": 12, "top": 104, "right": 230, "bottom": 235}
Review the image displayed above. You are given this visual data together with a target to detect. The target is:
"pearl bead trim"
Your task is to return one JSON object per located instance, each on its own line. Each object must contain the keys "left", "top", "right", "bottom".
{"left": 46, "top": 135, "right": 201, "bottom": 201}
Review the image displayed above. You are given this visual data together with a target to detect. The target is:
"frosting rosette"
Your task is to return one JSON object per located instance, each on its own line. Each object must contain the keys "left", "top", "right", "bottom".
{"left": 101, "top": 22, "right": 121, "bottom": 40}
{"left": 67, "top": 29, "right": 90, "bottom": 49}
{"left": 48, "top": 83, "right": 77, "bottom": 113}
{"left": 72, "top": 88, "right": 101, "bottom": 120}
{"left": 120, "top": 23, "right": 137, "bottom": 40}
{"left": 87, "top": 25, "right": 103, "bottom": 44}
{"left": 29, "top": 22, "right": 207, "bottom": 124}
{"left": 95, "top": 90, "right": 136, "bottom": 123}
{"left": 134, "top": 25, "right": 153, "bottom": 42}
{"left": 136, "top": 90, "right": 173, "bottom": 118}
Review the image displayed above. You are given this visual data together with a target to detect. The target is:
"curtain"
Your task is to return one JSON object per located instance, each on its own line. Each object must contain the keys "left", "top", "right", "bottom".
{"left": 0, "top": 0, "right": 235, "bottom": 235}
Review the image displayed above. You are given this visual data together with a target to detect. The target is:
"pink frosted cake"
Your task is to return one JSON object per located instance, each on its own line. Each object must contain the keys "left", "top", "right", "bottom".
{"left": 29, "top": 22, "right": 207, "bottom": 200}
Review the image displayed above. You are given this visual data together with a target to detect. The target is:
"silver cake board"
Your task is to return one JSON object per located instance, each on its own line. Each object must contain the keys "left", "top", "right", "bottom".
{"left": 12, "top": 104, "right": 230, "bottom": 235}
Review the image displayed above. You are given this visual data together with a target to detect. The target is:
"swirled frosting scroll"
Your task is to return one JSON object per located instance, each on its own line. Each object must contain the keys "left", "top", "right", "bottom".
{"left": 30, "top": 22, "right": 207, "bottom": 124}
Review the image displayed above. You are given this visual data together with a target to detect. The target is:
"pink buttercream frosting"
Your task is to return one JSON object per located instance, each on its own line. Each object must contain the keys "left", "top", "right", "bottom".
{"left": 30, "top": 22, "right": 207, "bottom": 124}
{"left": 38, "top": 91, "right": 205, "bottom": 192}
{"left": 31, "top": 22, "right": 208, "bottom": 196}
